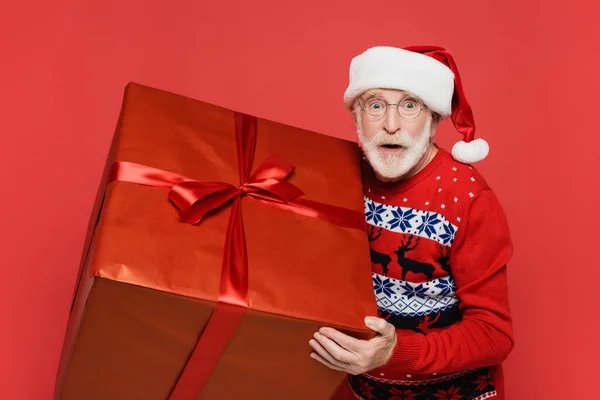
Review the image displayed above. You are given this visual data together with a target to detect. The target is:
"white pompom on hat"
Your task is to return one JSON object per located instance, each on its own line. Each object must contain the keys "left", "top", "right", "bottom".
{"left": 344, "top": 45, "right": 489, "bottom": 163}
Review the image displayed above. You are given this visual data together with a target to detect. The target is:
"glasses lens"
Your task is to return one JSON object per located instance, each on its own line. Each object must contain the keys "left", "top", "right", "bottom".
{"left": 398, "top": 97, "right": 422, "bottom": 119}
{"left": 363, "top": 97, "right": 387, "bottom": 119}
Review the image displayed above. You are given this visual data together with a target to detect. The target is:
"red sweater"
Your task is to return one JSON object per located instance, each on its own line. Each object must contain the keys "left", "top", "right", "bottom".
{"left": 347, "top": 148, "right": 514, "bottom": 400}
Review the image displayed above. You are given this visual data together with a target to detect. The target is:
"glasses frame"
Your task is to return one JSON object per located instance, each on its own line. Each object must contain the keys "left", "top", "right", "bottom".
{"left": 359, "top": 95, "right": 425, "bottom": 121}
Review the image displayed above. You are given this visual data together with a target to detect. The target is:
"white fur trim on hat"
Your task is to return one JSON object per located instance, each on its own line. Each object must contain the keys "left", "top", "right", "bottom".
{"left": 344, "top": 46, "right": 455, "bottom": 117}
{"left": 451, "top": 138, "right": 489, "bottom": 163}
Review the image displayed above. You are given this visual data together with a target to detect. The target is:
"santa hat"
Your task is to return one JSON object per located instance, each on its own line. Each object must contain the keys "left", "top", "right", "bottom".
{"left": 343, "top": 45, "right": 489, "bottom": 163}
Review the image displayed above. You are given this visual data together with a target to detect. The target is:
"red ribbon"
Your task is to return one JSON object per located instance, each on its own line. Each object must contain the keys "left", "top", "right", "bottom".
{"left": 109, "top": 112, "right": 365, "bottom": 398}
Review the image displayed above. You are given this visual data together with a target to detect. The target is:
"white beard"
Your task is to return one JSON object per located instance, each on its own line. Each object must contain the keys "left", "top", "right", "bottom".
{"left": 358, "top": 117, "right": 432, "bottom": 182}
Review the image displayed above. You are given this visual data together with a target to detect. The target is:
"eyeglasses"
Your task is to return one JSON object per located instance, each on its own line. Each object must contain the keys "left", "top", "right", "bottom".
{"left": 360, "top": 95, "right": 424, "bottom": 121}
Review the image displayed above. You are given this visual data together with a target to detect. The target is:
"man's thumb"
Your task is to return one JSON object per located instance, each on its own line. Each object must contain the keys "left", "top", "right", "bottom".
{"left": 365, "top": 317, "right": 391, "bottom": 334}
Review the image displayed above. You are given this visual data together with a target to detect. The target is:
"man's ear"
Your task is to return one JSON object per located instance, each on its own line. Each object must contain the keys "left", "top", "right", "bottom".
{"left": 351, "top": 103, "right": 360, "bottom": 124}
{"left": 430, "top": 112, "right": 441, "bottom": 137}
{"left": 432, "top": 112, "right": 441, "bottom": 128}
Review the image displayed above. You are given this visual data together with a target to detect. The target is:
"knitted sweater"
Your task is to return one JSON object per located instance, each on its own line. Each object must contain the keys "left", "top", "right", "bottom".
{"left": 347, "top": 148, "right": 514, "bottom": 400}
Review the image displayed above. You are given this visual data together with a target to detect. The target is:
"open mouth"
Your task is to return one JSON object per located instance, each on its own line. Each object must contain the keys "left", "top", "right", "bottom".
{"left": 380, "top": 144, "right": 403, "bottom": 149}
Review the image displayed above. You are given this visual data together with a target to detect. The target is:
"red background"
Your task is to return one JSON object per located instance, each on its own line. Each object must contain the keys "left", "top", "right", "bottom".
{"left": 1, "top": 1, "right": 597, "bottom": 399}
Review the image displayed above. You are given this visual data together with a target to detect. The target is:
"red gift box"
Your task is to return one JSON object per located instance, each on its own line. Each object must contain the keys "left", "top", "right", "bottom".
{"left": 54, "top": 83, "right": 377, "bottom": 399}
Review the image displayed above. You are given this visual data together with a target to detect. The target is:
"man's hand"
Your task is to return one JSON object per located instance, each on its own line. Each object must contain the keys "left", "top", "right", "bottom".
{"left": 309, "top": 316, "right": 397, "bottom": 375}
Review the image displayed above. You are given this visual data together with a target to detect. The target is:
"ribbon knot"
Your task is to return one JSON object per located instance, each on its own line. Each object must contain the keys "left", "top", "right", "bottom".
{"left": 167, "top": 154, "right": 304, "bottom": 225}
{"left": 238, "top": 184, "right": 251, "bottom": 194}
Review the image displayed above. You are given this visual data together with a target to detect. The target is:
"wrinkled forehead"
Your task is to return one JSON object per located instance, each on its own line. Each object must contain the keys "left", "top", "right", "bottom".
{"left": 359, "top": 88, "right": 421, "bottom": 102}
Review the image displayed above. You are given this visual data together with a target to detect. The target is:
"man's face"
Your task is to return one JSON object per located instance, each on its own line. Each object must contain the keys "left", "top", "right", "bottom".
{"left": 355, "top": 89, "right": 435, "bottom": 182}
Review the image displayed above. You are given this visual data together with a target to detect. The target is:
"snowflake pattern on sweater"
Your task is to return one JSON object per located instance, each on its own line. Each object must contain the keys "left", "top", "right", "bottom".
{"left": 365, "top": 198, "right": 458, "bottom": 246}
{"left": 348, "top": 149, "right": 513, "bottom": 400}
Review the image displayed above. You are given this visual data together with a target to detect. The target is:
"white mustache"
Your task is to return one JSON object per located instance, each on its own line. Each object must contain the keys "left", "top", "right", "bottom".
{"left": 366, "top": 130, "right": 418, "bottom": 148}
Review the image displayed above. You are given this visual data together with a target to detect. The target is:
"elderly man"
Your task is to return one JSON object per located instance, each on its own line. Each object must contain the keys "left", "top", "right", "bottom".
{"left": 309, "top": 46, "right": 514, "bottom": 399}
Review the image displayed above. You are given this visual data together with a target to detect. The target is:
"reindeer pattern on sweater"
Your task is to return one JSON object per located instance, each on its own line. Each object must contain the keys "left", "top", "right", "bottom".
{"left": 365, "top": 197, "right": 461, "bottom": 336}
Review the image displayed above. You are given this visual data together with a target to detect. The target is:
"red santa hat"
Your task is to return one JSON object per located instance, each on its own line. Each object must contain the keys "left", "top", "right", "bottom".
{"left": 343, "top": 45, "right": 489, "bottom": 163}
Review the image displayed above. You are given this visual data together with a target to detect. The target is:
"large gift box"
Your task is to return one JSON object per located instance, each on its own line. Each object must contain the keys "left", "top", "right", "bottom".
{"left": 54, "top": 83, "right": 377, "bottom": 400}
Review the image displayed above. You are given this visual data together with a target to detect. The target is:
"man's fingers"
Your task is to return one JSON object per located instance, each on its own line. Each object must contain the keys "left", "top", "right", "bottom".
{"left": 309, "top": 338, "right": 350, "bottom": 368}
{"left": 310, "top": 352, "right": 347, "bottom": 373}
{"left": 313, "top": 332, "right": 358, "bottom": 364}
{"left": 319, "top": 327, "right": 366, "bottom": 352}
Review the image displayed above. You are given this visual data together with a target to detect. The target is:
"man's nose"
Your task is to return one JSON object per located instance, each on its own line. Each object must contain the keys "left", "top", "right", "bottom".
{"left": 382, "top": 106, "right": 402, "bottom": 134}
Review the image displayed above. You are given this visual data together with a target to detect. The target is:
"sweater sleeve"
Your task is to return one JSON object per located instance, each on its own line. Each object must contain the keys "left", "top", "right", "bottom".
{"left": 373, "top": 189, "right": 515, "bottom": 375}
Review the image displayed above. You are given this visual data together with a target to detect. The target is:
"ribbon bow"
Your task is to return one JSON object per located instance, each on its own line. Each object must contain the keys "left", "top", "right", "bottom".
{"left": 169, "top": 155, "right": 304, "bottom": 225}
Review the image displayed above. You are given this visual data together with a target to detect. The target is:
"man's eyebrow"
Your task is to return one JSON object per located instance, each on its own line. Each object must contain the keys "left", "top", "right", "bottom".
{"left": 360, "top": 91, "right": 386, "bottom": 103}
